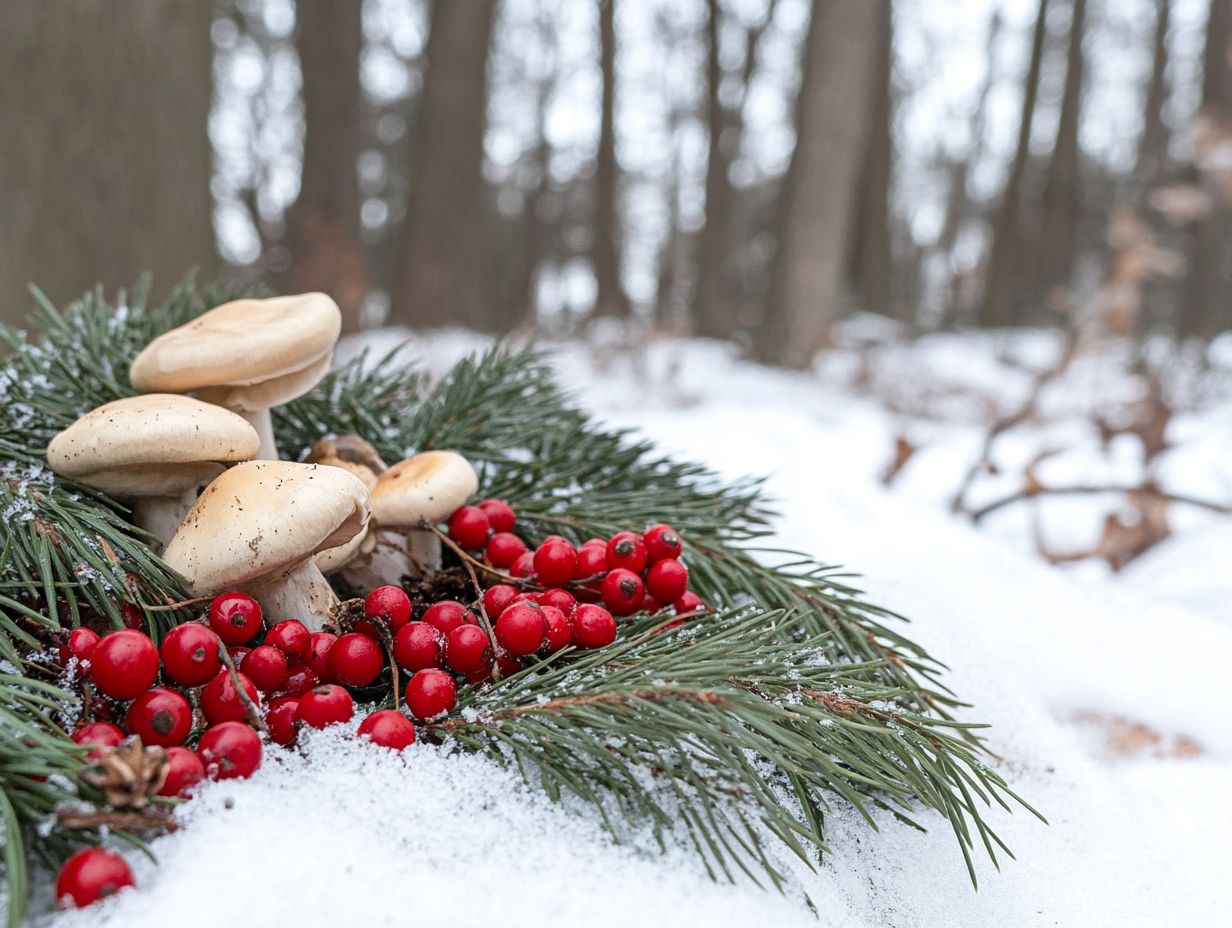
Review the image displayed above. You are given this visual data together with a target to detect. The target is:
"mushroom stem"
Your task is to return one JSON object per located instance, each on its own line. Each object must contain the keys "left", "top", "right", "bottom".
{"left": 237, "top": 408, "right": 278, "bottom": 461}
{"left": 340, "top": 529, "right": 414, "bottom": 590}
{"left": 246, "top": 559, "right": 338, "bottom": 632}
{"left": 131, "top": 490, "right": 197, "bottom": 553}
{"left": 407, "top": 528, "right": 442, "bottom": 575}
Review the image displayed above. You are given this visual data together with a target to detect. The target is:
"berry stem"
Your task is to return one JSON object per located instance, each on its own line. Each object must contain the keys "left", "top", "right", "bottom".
{"left": 425, "top": 523, "right": 506, "bottom": 680}
{"left": 217, "top": 645, "right": 269, "bottom": 735}
{"left": 422, "top": 522, "right": 536, "bottom": 589}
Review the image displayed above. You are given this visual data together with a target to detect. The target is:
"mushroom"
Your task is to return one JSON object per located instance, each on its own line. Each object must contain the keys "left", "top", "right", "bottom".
{"left": 370, "top": 450, "right": 478, "bottom": 574}
{"left": 304, "top": 435, "right": 388, "bottom": 578}
{"left": 128, "top": 293, "right": 342, "bottom": 460}
{"left": 45, "top": 395, "right": 261, "bottom": 549}
{"left": 162, "top": 461, "right": 369, "bottom": 631}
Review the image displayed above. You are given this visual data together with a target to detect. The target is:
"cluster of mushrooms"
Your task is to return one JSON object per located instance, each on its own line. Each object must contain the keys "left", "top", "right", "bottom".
{"left": 45, "top": 293, "right": 478, "bottom": 632}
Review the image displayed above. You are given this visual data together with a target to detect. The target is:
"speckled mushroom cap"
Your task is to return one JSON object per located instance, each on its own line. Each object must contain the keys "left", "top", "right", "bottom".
{"left": 163, "top": 461, "right": 370, "bottom": 595}
{"left": 370, "top": 450, "right": 478, "bottom": 527}
{"left": 128, "top": 293, "right": 341, "bottom": 408}
{"left": 304, "top": 435, "right": 388, "bottom": 491}
{"left": 45, "top": 395, "right": 261, "bottom": 497}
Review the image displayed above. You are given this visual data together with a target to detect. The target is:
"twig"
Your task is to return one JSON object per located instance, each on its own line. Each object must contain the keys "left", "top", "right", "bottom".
{"left": 967, "top": 483, "right": 1232, "bottom": 523}
{"left": 435, "top": 687, "right": 724, "bottom": 732}
{"left": 425, "top": 523, "right": 506, "bottom": 679}
{"left": 217, "top": 645, "right": 268, "bottom": 734}
{"left": 56, "top": 808, "right": 179, "bottom": 833}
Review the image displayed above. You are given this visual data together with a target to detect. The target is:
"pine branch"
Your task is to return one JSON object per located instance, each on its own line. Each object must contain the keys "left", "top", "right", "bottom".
{"left": 0, "top": 277, "right": 1039, "bottom": 921}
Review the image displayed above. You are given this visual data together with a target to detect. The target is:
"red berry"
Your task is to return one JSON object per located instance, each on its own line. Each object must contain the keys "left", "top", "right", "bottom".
{"left": 482, "top": 584, "right": 520, "bottom": 618}
{"left": 478, "top": 498, "right": 516, "bottom": 533}
{"left": 363, "top": 585, "right": 413, "bottom": 629}
{"left": 297, "top": 684, "right": 354, "bottom": 728}
{"left": 645, "top": 558, "right": 689, "bottom": 604}
{"left": 496, "top": 652, "right": 522, "bottom": 677}
{"left": 90, "top": 629, "right": 159, "bottom": 699}
{"left": 448, "top": 505, "right": 491, "bottom": 550}
{"left": 445, "top": 624, "right": 492, "bottom": 673}
{"left": 55, "top": 848, "right": 134, "bottom": 909}
{"left": 328, "top": 633, "right": 384, "bottom": 687}
{"left": 266, "top": 696, "right": 301, "bottom": 745}
{"left": 534, "top": 538, "right": 577, "bottom": 587}
{"left": 539, "top": 587, "right": 576, "bottom": 612}
{"left": 357, "top": 710, "right": 416, "bottom": 750}
{"left": 485, "top": 532, "right": 527, "bottom": 568}
{"left": 201, "top": 670, "right": 261, "bottom": 725}
{"left": 306, "top": 632, "right": 338, "bottom": 682}
{"left": 207, "top": 591, "right": 263, "bottom": 645}
{"left": 125, "top": 688, "right": 192, "bottom": 747}
{"left": 71, "top": 721, "right": 124, "bottom": 761}
{"left": 573, "top": 542, "right": 608, "bottom": 580}
{"left": 158, "top": 746, "right": 206, "bottom": 798}
{"left": 160, "top": 623, "right": 222, "bottom": 687}
{"left": 58, "top": 627, "right": 100, "bottom": 667}
{"left": 264, "top": 620, "right": 311, "bottom": 659}
{"left": 643, "top": 523, "right": 683, "bottom": 563}
{"left": 275, "top": 665, "right": 319, "bottom": 698}
{"left": 465, "top": 662, "right": 492, "bottom": 685}
{"left": 674, "top": 591, "right": 706, "bottom": 614}
{"left": 509, "top": 551, "right": 535, "bottom": 579}
{"left": 405, "top": 669, "right": 456, "bottom": 720}
{"left": 494, "top": 603, "right": 547, "bottom": 656}
{"left": 229, "top": 646, "right": 252, "bottom": 665}
{"left": 422, "top": 600, "right": 475, "bottom": 636}
{"left": 241, "top": 645, "right": 289, "bottom": 693}
{"left": 605, "top": 532, "right": 648, "bottom": 573}
{"left": 198, "top": 721, "right": 262, "bottom": 780}
{"left": 120, "top": 602, "right": 144, "bottom": 629}
{"left": 394, "top": 621, "right": 444, "bottom": 672}
{"left": 640, "top": 593, "right": 665, "bottom": 613}
{"left": 572, "top": 604, "right": 617, "bottom": 648}
{"left": 542, "top": 605, "right": 572, "bottom": 652}
{"left": 601, "top": 568, "right": 645, "bottom": 616}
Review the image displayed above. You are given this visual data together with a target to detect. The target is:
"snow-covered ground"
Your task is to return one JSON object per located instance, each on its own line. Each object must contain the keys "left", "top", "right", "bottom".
{"left": 52, "top": 328, "right": 1232, "bottom": 928}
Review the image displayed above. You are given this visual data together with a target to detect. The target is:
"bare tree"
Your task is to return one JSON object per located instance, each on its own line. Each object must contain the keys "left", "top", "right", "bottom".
{"left": 1034, "top": 0, "right": 1088, "bottom": 317}
{"left": 753, "top": 0, "right": 881, "bottom": 367}
{"left": 1180, "top": 0, "right": 1232, "bottom": 338}
{"left": 390, "top": 0, "right": 498, "bottom": 330}
{"left": 0, "top": 1, "right": 214, "bottom": 321}
{"left": 1136, "top": 0, "right": 1173, "bottom": 186}
{"left": 849, "top": 0, "right": 895, "bottom": 319}
{"left": 694, "top": 0, "right": 780, "bottom": 338}
{"left": 590, "top": 0, "right": 631, "bottom": 318}
{"left": 981, "top": 0, "right": 1050, "bottom": 328}
{"left": 284, "top": 0, "right": 366, "bottom": 332}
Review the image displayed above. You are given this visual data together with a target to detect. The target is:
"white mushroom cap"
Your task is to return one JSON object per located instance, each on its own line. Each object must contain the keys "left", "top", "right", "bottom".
{"left": 46, "top": 395, "right": 260, "bottom": 497}
{"left": 163, "top": 461, "right": 369, "bottom": 595}
{"left": 129, "top": 294, "right": 341, "bottom": 397}
{"left": 371, "top": 451, "right": 478, "bottom": 528}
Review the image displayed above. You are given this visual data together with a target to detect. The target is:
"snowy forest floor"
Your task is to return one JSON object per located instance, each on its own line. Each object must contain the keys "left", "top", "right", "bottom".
{"left": 50, "top": 324, "right": 1232, "bottom": 928}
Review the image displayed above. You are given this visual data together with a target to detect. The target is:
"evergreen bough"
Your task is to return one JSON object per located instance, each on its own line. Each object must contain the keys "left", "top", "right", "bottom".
{"left": 0, "top": 278, "right": 1038, "bottom": 925}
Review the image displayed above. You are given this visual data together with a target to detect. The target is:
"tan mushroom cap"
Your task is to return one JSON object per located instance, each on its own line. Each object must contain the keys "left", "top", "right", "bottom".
{"left": 128, "top": 293, "right": 341, "bottom": 396}
{"left": 163, "top": 461, "right": 370, "bottom": 595}
{"left": 371, "top": 450, "right": 478, "bottom": 527}
{"left": 45, "top": 395, "right": 261, "bottom": 497}
{"left": 304, "top": 435, "right": 389, "bottom": 491}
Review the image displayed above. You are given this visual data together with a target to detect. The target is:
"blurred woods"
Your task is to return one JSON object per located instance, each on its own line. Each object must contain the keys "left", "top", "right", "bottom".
{"left": 1, "top": 0, "right": 1230, "bottom": 366}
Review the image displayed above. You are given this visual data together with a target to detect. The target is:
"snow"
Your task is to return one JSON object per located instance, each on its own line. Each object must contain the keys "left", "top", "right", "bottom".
{"left": 47, "top": 328, "right": 1232, "bottom": 927}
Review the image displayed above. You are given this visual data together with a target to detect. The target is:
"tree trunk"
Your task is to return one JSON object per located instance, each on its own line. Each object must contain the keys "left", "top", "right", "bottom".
{"left": 753, "top": 0, "right": 881, "bottom": 367}
{"left": 0, "top": 1, "right": 215, "bottom": 323}
{"left": 1033, "top": 0, "right": 1087, "bottom": 320}
{"left": 1180, "top": 0, "right": 1232, "bottom": 338}
{"left": 1136, "top": 0, "right": 1172, "bottom": 186}
{"left": 283, "top": 0, "right": 366, "bottom": 333}
{"left": 849, "top": 0, "right": 895, "bottom": 319}
{"left": 590, "top": 0, "right": 631, "bottom": 319}
{"left": 694, "top": 0, "right": 733, "bottom": 338}
{"left": 981, "top": 0, "right": 1050, "bottom": 328}
{"left": 389, "top": 0, "right": 497, "bottom": 330}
